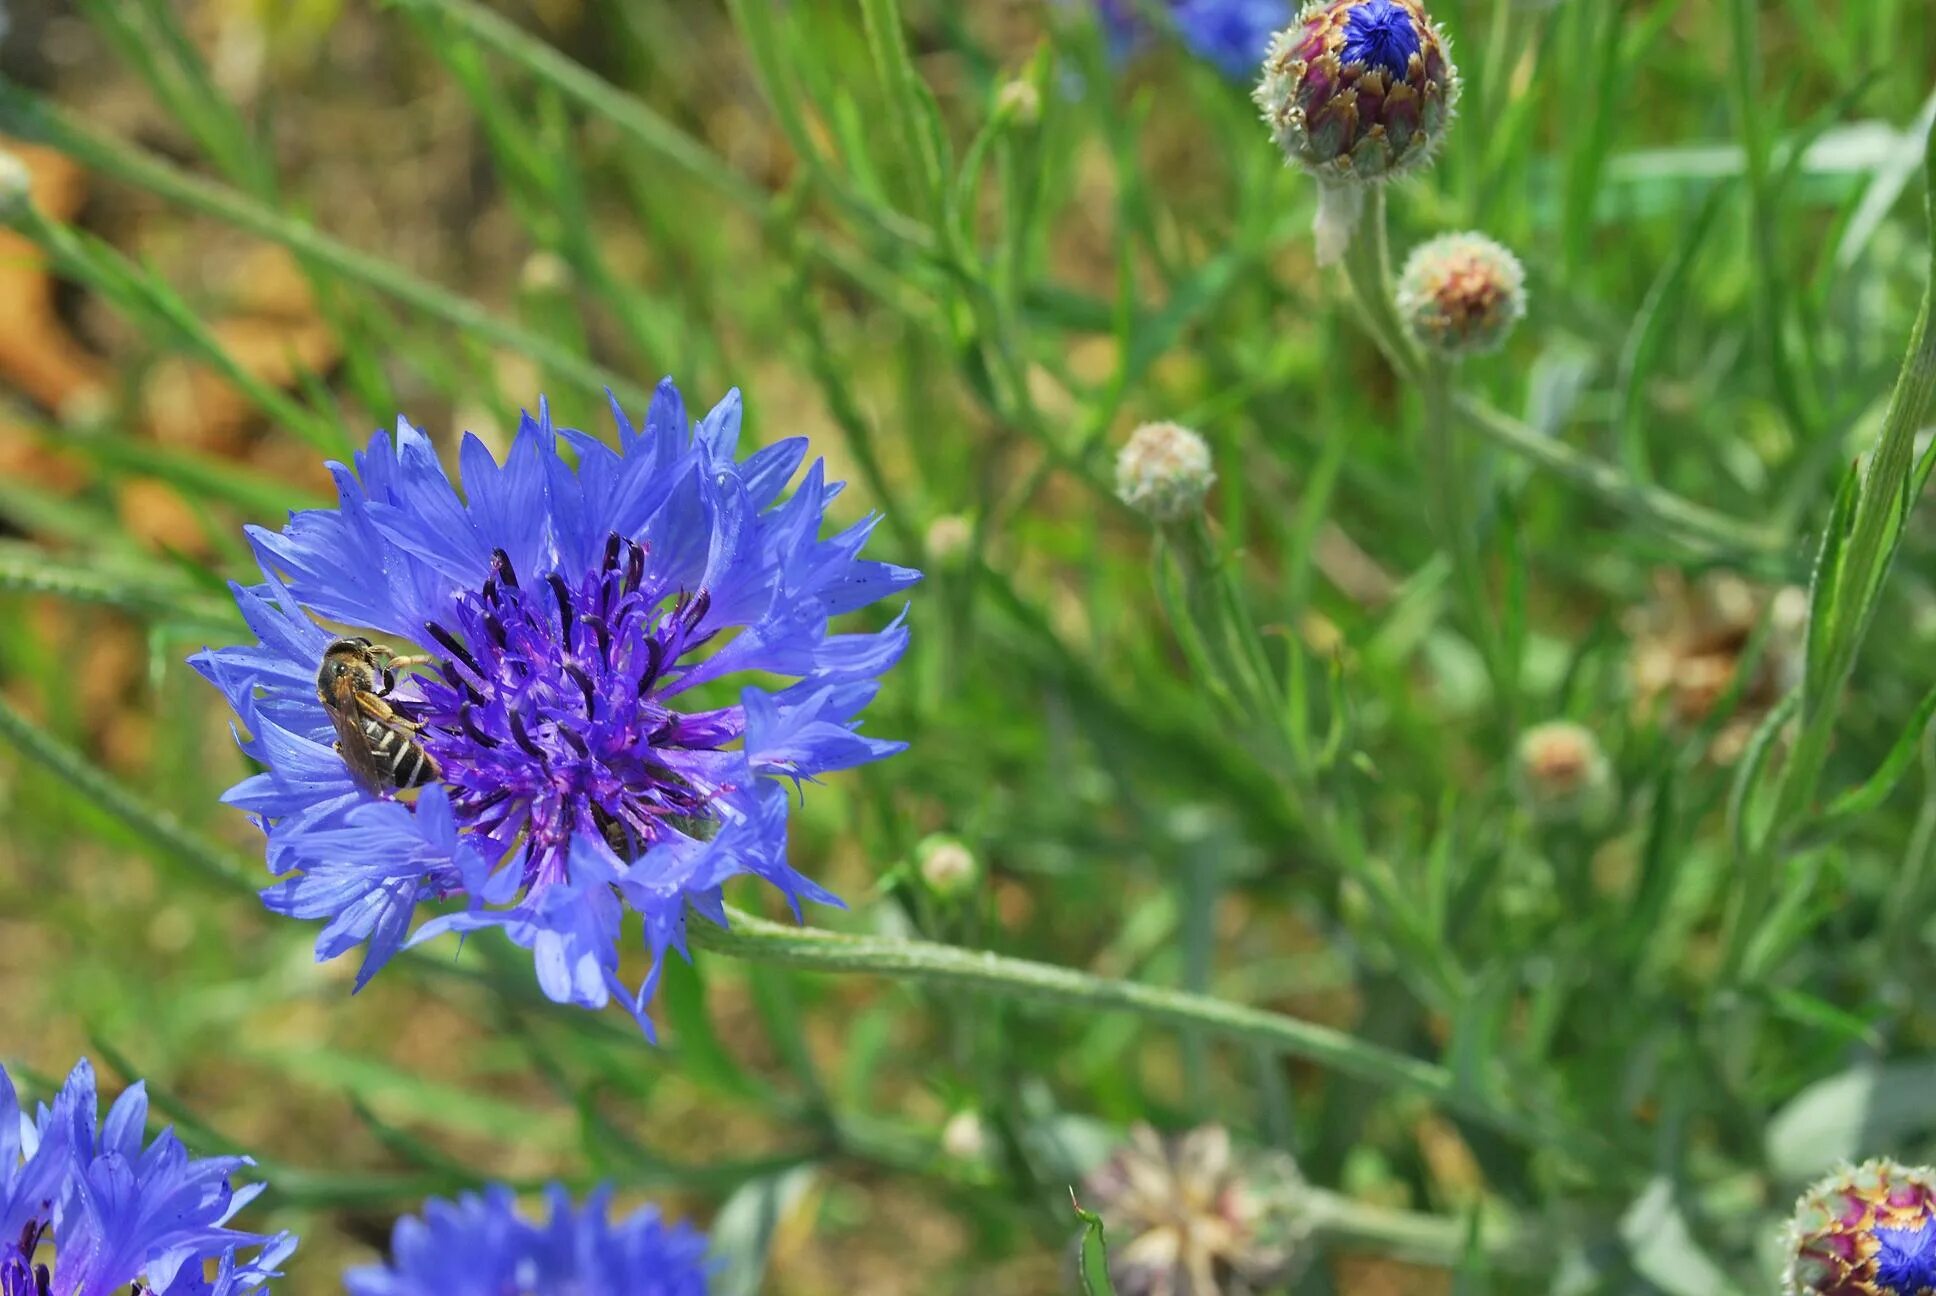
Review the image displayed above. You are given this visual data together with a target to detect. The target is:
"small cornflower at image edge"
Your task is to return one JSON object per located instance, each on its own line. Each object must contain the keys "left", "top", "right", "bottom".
{"left": 1395, "top": 231, "right": 1528, "bottom": 357}
{"left": 191, "top": 379, "right": 920, "bottom": 1035}
{"left": 0, "top": 1058, "right": 296, "bottom": 1296}
{"left": 342, "top": 1183, "right": 711, "bottom": 1296}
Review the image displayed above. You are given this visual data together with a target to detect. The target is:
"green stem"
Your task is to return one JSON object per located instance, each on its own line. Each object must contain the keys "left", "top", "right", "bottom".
{"left": 1452, "top": 394, "right": 1787, "bottom": 563}
{"left": 690, "top": 906, "right": 1600, "bottom": 1160}
{"left": 1334, "top": 186, "right": 1785, "bottom": 563}
{"left": 1422, "top": 355, "right": 1513, "bottom": 724}
{"left": 1338, "top": 187, "right": 1422, "bottom": 382}
{"left": 1719, "top": 121, "right": 1936, "bottom": 985}
{"left": 1772, "top": 139, "right": 1936, "bottom": 837}
{"left": 1307, "top": 1191, "right": 1534, "bottom": 1271}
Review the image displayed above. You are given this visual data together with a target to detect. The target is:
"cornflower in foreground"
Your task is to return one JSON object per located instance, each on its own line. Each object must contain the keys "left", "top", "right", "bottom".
{"left": 1785, "top": 1158, "right": 1936, "bottom": 1295}
{"left": 1098, "top": 0, "right": 1289, "bottom": 79}
{"left": 194, "top": 381, "right": 918, "bottom": 1032}
{"left": 1255, "top": 0, "right": 1459, "bottom": 263}
{"left": 1080, "top": 1124, "right": 1309, "bottom": 1296}
{"left": 344, "top": 1184, "right": 709, "bottom": 1296}
{"left": 0, "top": 1058, "right": 295, "bottom": 1296}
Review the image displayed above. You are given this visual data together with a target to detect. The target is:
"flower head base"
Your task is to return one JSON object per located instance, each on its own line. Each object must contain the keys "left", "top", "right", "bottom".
{"left": 1116, "top": 421, "right": 1215, "bottom": 523}
{"left": 193, "top": 381, "right": 918, "bottom": 1032}
{"left": 1081, "top": 1124, "right": 1309, "bottom": 1296}
{"left": 1785, "top": 1159, "right": 1936, "bottom": 1295}
{"left": 345, "top": 1184, "right": 710, "bottom": 1296}
{"left": 0, "top": 1059, "right": 294, "bottom": 1296}
{"left": 1254, "top": 0, "right": 1458, "bottom": 182}
{"left": 1396, "top": 231, "right": 1527, "bottom": 356}
{"left": 1513, "top": 721, "right": 1615, "bottom": 827}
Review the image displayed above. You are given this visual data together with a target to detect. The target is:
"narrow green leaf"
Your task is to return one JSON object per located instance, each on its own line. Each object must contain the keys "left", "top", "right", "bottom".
{"left": 1072, "top": 1193, "right": 1121, "bottom": 1296}
{"left": 709, "top": 1166, "right": 820, "bottom": 1296}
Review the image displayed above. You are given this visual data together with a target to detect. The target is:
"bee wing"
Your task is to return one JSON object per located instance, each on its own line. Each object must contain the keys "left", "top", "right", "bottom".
{"left": 323, "top": 696, "right": 388, "bottom": 794}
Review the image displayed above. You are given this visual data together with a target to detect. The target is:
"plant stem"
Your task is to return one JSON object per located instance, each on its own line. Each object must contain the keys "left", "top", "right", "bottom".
{"left": 1452, "top": 394, "right": 1788, "bottom": 564}
{"left": 690, "top": 906, "right": 1602, "bottom": 1161}
{"left": 1335, "top": 186, "right": 1786, "bottom": 564}
{"left": 1718, "top": 120, "right": 1936, "bottom": 986}
{"left": 1339, "top": 187, "right": 1422, "bottom": 382}
{"left": 1422, "top": 353, "right": 1514, "bottom": 725}
{"left": 1306, "top": 1190, "right": 1535, "bottom": 1272}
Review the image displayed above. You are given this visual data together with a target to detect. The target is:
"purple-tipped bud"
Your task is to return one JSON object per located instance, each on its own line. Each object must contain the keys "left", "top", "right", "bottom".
{"left": 1396, "top": 231, "right": 1527, "bottom": 356}
{"left": 1784, "top": 1159, "right": 1936, "bottom": 1295}
{"left": 1254, "top": 0, "right": 1459, "bottom": 183}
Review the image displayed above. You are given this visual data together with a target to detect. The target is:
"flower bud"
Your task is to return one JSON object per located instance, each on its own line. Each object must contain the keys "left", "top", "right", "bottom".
{"left": 994, "top": 78, "right": 1042, "bottom": 128}
{"left": 1513, "top": 721, "right": 1615, "bottom": 827}
{"left": 1115, "top": 421, "right": 1215, "bottom": 523}
{"left": 1395, "top": 231, "right": 1527, "bottom": 356}
{"left": 0, "top": 150, "right": 32, "bottom": 224}
{"left": 916, "top": 834, "right": 979, "bottom": 898}
{"left": 1784, "top": 1159, "right": 1936, "bottom": 1296}
{"left": 941, "top": 1110, "right": 989, "bottom": 1162}
{"left": 924, "top": 513, "right": 974, "bottom": 567}
{"left": 1081, "top": 1124, "right": 1310, "bottom": 1296}
{"left": 1254, "top": 1, "right": 1459, "bottom": 183}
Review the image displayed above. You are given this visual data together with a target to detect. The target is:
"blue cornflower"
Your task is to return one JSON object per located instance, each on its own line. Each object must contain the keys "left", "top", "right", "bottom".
{"left": 1096, "top": 0, "right": 1289, "bottom": 80}
{"left": 192, "top": 381, "right": 918, "bottom": 1033}
{"left": 1340, "top": 0, "right": 1421, "bottom": 78}
{"left": 0, "top": 1059, "right": 295, "bottom": 1296}
{"left": 343, "top": 1184, "right": 710, "bottom": 1296}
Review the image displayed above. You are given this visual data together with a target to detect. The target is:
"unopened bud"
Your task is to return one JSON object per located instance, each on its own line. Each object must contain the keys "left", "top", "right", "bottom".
{"left": 941, "top": 1110, "right": 989, "bottom": 1162}
{"left": 1513, "top": 721, "right": 1615, "bottom": 826}
{"left": 0, "top": 150, "right": 32, "bottom": 223}
{"left": 1115, "top": 421, "right": 1215, "bottom": 523}
{"left": 917, "top": 835, "right": 978, "bottom": 897}
{"left": 1396, "top": 232, "right": 1527, "bottom": 357}
{"left": 994, "top": 78, "right": 1041, "bottom": 128}
{"left": 924, "top": 513, "right": 974, "bottom": 566}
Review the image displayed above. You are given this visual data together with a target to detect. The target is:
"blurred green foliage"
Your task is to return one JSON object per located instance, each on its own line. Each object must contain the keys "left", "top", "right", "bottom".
{"left": 1, "top": 0, "right": 1935, "bottom": 1291}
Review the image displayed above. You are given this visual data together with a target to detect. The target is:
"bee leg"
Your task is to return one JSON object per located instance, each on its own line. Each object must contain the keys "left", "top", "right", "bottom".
{"left": 368, "top": 644, "right": 432, "bottom": 670}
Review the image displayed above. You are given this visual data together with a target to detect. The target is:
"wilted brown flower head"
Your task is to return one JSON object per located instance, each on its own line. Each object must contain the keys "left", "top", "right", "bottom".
{"left": 1626, "top": 570, "right": 1807, "bottom": 765}
{"left": 1080, "top": 1124, "right": 1309, "bottom": 1296}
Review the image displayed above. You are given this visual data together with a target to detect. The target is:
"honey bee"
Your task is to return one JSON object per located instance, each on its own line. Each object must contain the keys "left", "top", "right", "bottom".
{"left": 315, "top": 636, "right": 441, "bottom": 792}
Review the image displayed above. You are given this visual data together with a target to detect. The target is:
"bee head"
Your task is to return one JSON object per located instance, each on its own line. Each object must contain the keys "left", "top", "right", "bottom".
{"left": 318, "top": 638, "right": 378, "bottom": 696}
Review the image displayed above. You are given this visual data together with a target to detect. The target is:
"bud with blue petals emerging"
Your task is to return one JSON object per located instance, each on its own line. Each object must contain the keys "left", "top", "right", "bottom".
{"left": 1784, "top": 1158, "right": 1936, "bottom": 1296}
{"left": 1254, "top": 0, "right": 1460, "bottom": 264}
